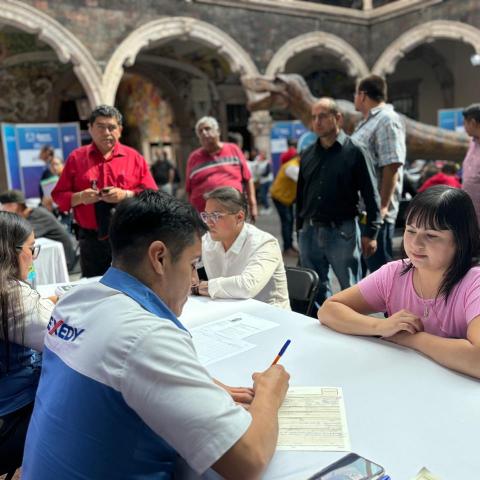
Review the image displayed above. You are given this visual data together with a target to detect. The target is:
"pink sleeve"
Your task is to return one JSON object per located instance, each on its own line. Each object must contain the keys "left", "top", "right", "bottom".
{"left": 463, "top": 270, "right": 480, "bottom": 325}
{"left": 357, "top": 262, "right": 399, "bottom": 313}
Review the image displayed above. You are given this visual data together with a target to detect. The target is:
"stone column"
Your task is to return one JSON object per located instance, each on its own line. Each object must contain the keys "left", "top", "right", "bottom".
{"left": 363, "top": 0, "right": 373, "bottom": 10}
{"left": 248, "top": 110, "right": 273, "bottom": 156}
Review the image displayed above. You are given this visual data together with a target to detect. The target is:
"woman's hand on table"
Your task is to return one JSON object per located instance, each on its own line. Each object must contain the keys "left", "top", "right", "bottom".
{"left": 191, "top": 281, "right": 209, "bottom": 296}
{"left": 377, "top": 309, "right": 423, "bottom": 338}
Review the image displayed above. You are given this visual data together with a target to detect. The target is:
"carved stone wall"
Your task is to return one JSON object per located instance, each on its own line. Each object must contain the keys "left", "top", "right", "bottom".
{"left": 0, "top": 60, "right": 68, "bottom": 122}
{"left": 3, "top": 0, "right": 480, "bottom": 159}
{"left": 13, "top": 0, "right": 480, "bottom": 87}
{"left": 2, "top": 0, "right": 103, "bottom": 106}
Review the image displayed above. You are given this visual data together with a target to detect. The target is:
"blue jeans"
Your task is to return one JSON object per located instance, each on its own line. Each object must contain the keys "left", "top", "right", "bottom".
{"left": 273, "top": 199, "right": 294, "bottom": 251}
{"left": 259, "top": 182, "right": 271, "bottom": 209}
{"left": 365, "top": 221, "right": 395, "bottom": 273}
{"left": 299, "top": 219, "right": 362, "bottom": 308}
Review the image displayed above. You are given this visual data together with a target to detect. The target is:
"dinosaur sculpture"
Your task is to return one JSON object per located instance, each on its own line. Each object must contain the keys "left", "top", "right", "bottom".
{"left": 242, "top": 74, "right": 470, "bottom": 161}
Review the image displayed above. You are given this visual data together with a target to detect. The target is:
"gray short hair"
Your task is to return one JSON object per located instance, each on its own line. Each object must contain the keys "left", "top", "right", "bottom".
{"left": 203, "top": 187, "right": 248, "bottom": 215}
{"left": 195, "top": 116, "right": 220, "bottom": 136}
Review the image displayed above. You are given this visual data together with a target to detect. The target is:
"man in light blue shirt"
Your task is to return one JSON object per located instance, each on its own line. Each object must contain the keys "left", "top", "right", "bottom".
{"left": 352, "top": 75, "right": 406, "bottom": 272}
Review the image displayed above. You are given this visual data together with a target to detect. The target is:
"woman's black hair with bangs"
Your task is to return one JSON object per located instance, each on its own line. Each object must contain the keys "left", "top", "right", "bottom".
{"left": 401, "top": 185, "right": 480, "bottom": 300}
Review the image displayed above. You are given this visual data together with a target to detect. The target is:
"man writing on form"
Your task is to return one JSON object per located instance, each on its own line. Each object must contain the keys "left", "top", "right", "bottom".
{"left": 22, "top": 191, "right": 289, "bottom": 479}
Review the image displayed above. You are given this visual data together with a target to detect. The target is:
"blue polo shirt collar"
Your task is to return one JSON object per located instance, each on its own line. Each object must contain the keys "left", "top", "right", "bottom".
{"left": 100, "top": 267, "right": 189, "bottom": 332}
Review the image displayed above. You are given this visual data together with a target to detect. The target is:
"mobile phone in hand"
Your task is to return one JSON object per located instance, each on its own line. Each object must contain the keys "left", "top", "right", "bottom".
{"left": 101, "top": 187, "right": 113, "bottom": 194}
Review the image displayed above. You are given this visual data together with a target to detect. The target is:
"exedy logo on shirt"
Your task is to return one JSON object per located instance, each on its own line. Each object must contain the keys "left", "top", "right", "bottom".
{"left": 47, "top": 317, "right": 85, "bottom": 341}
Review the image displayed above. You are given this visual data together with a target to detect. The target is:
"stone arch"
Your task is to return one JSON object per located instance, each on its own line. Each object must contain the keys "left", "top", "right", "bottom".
{"left": 373, "top": 20, "right": 480, "bottom": 76}
{"left": 102, "top": 17, "right": 260, "bottom": 106}
{"left": 1, "top": 0, "right": 103, "bottom": 107}
{"left": 118, "top": 63, "right": 194, "bottom": 171}
{"left": 265, "top": 31, "right": 370, "bottom": 79}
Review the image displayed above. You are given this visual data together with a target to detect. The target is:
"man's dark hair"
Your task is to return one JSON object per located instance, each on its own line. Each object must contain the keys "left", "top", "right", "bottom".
{"left": 357, "top": 75, "right": 387, "bottom": 102}
{"left": 40, "top": 145, "right": 54, "bottom": 158}
{"left": 88, "top": 105, "right": 123, "bottom": 126}
{"left": 109, "top": 190, "right": 207, "bottom": 265}
{"left": 0, "top": 189, "right": 26, "bottom": 206}
{"left": 441, "top": 162, "right": 458, "bottom": 175}
{"left": 462, "top": 103, "right": 480, "bottom": 123}
{"left": 287, "top": 138, "right": 297, "bottom": 148}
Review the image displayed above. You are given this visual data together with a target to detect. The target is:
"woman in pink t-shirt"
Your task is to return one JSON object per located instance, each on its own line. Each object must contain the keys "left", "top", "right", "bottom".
{"left": 318, "top": 186, "right": 480, "bottom": 379}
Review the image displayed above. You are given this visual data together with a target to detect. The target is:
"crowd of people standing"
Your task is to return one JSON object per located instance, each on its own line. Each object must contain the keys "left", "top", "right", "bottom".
{"left": 1, "top": 74, "right": 480, "bottom": 480}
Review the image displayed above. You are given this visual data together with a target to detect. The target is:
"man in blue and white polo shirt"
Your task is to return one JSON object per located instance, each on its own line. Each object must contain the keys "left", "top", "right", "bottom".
{"left": 22, "top": 190, "right": 289, "bottom": 479}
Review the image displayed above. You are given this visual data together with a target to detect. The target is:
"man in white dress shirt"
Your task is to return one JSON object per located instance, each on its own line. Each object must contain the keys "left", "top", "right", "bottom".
{"left": 195, "top": 187, "right": 290, "bottom": 309}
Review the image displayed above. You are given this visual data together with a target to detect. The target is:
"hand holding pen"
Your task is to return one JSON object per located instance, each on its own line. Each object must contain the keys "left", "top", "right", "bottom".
{"left": 250, "top": 339, "right": 291, "bottom": 409}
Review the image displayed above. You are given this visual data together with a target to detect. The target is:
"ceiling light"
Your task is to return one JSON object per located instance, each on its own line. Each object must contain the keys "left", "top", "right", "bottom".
{"left": 470, "top": 54, "right": 480, "bottom": 66}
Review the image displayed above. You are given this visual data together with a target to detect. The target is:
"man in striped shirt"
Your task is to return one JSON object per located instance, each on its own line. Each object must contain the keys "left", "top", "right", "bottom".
{"left": 352, "top": 75, "right": 406, "bottom": 272}
{"left": 186, "top": 116, "right": 258, "bottom": 220}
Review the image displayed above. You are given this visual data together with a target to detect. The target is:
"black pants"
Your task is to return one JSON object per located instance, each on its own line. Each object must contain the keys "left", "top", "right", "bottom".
{"left": 273, "top": 199, "right": 294, "bottom": 251}
{"left": 0, "top": 402, "right": 34, "bottom": 475}
{"left": 78, "top": 228, "right": 112, "bottom": 278}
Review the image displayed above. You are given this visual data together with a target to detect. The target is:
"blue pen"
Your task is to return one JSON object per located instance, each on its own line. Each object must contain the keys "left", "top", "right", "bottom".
{"left": 378, "top": 475, "right": 391, "bottom": 480}
{"left": 271, "top": 339, "right": 291, "bottom": 365}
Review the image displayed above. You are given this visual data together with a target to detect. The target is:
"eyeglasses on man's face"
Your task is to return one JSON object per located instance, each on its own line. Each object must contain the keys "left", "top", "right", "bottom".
{"left": 16, "top": 244, "right": 41, "bottom": 260}
{"left": 200, "top": 211, "right": 229, "bottom": 224}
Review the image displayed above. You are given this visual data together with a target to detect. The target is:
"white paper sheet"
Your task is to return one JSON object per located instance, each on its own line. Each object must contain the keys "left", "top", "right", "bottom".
{"left": 190, "top": 312, "right": 278, "bottom": 365}
{"left": 277, "top": 386, "right": 351, "bottom": 451}
{"left": 191, "top": 330, "right": 255, "bottom": 366}
{"left": 194, "top": 312, "right": 278, "bottom": 339}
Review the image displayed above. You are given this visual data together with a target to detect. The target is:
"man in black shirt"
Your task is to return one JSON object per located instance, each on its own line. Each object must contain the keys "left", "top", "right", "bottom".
{"left": 150, "top": 147, "right": 175, "bottom": 195}
{"left": 296, "top": 98, "right": 381, "bottom": 309}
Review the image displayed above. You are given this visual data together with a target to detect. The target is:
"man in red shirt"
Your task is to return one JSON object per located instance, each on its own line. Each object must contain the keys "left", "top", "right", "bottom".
{"left": 186, "top": 116, "right": 257, "bottom": 220}
{"left": 52, "top": 105, "right": 157, "bottom": 277}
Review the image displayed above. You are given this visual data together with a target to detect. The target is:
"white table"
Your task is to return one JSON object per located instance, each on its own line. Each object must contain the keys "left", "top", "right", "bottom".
{"left": 34, "top": 237, "right": 69, "bottom": 285}
{"left": 180, "top": 297, "right": 480, "bottom": 479}
{"left": 36, "top": 276, "right": 101, "bottom": 297}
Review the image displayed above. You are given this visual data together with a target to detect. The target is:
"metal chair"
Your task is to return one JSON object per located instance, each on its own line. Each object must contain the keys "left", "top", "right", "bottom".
{"left": 285, "top": 266, "right": 319, "bottom": 317}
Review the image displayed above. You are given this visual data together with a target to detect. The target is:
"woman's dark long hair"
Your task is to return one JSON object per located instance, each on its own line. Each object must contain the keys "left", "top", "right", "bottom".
{"left": 401, "top": 186, "right": 480, "bottom": 300}
{"left": 0, "top": 212, "right": 33, "bottom": 371}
